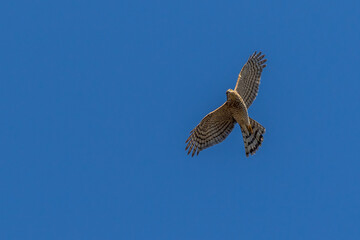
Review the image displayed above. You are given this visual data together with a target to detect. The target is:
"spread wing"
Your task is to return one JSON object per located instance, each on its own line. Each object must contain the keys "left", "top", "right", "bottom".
{"left": 185, "top": 103, "right": 235, "bottom": 156}
{"left": 234, "top": 51, "right": 267, "bottom": 108}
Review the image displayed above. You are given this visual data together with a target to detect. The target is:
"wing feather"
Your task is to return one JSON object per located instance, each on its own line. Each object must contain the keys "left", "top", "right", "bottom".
{"left": 185, "top": 103, "right": 235, "bottom": 156}
{"left": 234, "top": 51, "right": 267, "bottom": 108}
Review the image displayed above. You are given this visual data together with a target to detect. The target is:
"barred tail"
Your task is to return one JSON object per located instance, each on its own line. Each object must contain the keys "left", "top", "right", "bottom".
{"left": 241, "top": 118, "right": 265, "bottom": 157}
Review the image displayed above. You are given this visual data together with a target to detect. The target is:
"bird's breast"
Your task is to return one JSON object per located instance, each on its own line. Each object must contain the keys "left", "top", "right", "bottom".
{"left": 227, "top": 99, "right": 249, "bottom": 124}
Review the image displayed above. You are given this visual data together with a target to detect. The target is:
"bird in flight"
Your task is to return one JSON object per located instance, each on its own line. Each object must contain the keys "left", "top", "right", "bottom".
{"left": 186, "top": 51, "right": 267, "bottom": 157}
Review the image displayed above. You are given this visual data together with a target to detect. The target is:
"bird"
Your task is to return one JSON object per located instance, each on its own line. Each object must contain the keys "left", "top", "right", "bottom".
{"left": 186, "top": 51, "right": 267, "bottom": 157}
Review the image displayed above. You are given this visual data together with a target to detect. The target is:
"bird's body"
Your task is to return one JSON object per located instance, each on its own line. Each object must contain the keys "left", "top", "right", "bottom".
{"left": 186, "top": 51, "right": 267, "bottom": 157}
{"left": 226, "top": 90, "right": 250, "bottom": 130}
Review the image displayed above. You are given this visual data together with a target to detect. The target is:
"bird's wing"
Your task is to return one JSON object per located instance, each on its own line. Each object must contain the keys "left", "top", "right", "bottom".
{"left": 186, "top": 103, "right": 235, "bottom": 156}
{"left": 234, "top": 51, "right": 267, "bottom": 108}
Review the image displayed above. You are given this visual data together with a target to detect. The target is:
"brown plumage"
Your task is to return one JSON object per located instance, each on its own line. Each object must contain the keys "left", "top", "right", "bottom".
{"left": 186, "top": 51, "right": 267, "bottom": 157}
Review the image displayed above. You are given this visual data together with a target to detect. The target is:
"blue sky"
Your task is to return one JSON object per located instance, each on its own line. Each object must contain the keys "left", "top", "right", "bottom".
{"left": 1, "top": 0, "right": 360, "bottom": 239}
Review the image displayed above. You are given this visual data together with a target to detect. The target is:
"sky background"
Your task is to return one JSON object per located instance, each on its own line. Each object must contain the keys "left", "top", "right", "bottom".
{"left": 1, "top": 0, "right": 360, "bottom": 239}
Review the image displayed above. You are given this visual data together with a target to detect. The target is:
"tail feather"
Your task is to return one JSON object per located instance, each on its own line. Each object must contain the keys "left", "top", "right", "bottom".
{"left": 241, "top": 118, "right": 265, "bottom": 157}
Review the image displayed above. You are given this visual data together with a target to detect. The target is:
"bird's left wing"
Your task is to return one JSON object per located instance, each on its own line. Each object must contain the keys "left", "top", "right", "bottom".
{"left": 186, "top": 103, "right": 235, "bottom": 156}
{"left": 234, "top": 51, "right": 267, "bottom": 108}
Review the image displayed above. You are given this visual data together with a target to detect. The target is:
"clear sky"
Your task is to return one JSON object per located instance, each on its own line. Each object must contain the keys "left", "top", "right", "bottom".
{"left": 1, "top": 0, "right": 360, "bottom": 239}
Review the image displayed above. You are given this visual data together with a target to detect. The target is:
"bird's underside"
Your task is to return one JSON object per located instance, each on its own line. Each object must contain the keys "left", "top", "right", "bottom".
{"left": 186, "top": 51, "right": 267, "bottom": 157}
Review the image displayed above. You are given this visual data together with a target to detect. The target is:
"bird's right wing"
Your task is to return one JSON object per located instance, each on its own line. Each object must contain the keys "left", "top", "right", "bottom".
{"left": 186, "top": 103, "right": 235, "bottom": 156}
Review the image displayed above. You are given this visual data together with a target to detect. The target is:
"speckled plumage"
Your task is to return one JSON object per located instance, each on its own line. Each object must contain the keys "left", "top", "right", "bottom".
{"left": 186, "top": 51, "right": 267, "bottom": 157}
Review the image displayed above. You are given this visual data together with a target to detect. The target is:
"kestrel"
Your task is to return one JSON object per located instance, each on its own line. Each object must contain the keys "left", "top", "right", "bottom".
{"left": 186, "top": 51, "right": 267, "bottom": 157}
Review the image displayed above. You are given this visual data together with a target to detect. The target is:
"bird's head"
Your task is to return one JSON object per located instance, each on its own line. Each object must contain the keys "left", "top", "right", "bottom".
{"left": 226, "top": 89, "right": 237, "bottom": 101}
